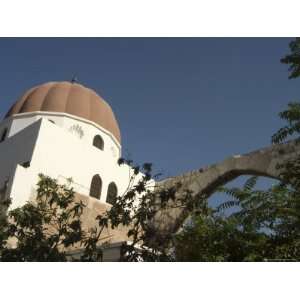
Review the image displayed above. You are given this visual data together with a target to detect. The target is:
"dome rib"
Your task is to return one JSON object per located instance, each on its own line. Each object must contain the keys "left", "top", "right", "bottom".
{"left": 41, "top": 82, "right": 69, "bottom": 112}
{"left": 63, "top": 82, "right": 73, "bottom": 113}
{"left": 18, "top": 89, "right": 37, "bottom": 113}
{"left": 5, "top": 81, "right": 121, "bottom": 143}
{"left": 20, "top": 83, "right": 55, "bottom": 113}
{"left": 5, "top": 86, "right": 36, "bottom": 118}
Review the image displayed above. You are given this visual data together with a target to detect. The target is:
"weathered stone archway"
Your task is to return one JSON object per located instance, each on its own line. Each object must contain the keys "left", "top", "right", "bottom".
{"left": 153, "top": 139, "right": 300, "bottom": 235}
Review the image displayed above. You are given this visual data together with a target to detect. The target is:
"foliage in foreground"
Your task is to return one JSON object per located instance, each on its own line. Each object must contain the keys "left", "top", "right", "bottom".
{"left": 0, "top": 162, "right": 193, "bottom": 261}
{"left": 280, "top": 37, "right": 300, "bottom": 79}
{"left": 0, "top": 176, "right": 104, "bottom": 261}
{"left": 175, "top": 174, "right": 300, "bottom": 261}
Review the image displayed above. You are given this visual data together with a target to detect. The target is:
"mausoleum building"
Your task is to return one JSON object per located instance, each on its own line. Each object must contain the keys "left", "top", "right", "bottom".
{"left": 0, "top": 81, "right": 142, "bottom": 210}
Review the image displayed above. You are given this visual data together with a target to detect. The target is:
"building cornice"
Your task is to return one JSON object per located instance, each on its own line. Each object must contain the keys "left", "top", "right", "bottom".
{"left": 5, "top": 111, "right": 121, "bottom": 150}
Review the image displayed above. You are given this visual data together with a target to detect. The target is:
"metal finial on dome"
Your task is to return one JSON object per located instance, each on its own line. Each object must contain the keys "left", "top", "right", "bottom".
{"left": 71, "top": 75, "right": 78, "bottom": 84}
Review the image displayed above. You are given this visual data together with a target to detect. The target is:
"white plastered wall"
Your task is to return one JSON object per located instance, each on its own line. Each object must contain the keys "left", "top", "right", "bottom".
{"left": 5, "top": 112, "right": 121, "bottom": 159}
{"left": 1, "top": 113, "right": 148, "bottom": 209}
{"left": 0, "top": 119, "right": 42, "bottom": 185}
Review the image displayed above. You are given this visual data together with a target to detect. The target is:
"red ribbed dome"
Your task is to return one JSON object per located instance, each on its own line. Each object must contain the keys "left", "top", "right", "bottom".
{"left": 5, "top": 81, "right": 121, "bottom": 143}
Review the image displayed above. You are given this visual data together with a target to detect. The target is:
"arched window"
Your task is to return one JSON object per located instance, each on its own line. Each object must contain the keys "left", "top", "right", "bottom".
{"left": 89, "top": 175, "right": 102, "bottom": 199}
{"left": 0, "top": 128, "right": 7, "bottom": 143}
{"left": 93, "top": 135, "right": 104, "bottom": 150}
{"left": 106, "top": 182, "right": 118, "bottom": 205}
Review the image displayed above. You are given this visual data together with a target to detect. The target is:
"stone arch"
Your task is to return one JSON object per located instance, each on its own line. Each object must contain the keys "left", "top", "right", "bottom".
{"left": 153, "top": 139, "right": 300, "bottom": 235}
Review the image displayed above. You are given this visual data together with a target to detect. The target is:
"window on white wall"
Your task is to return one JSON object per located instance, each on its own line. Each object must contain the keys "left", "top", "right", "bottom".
{"left": 106, "top": 182, "right": 118, "bottom": 205}
{"left": 93, "top": 135, "right": 104, "bottom": 150}
{"left": 89, "top": 174, "right": 102, "bottom": 199}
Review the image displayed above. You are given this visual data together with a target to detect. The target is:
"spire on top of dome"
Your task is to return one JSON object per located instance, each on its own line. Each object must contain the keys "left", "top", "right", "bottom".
{"left": 71, "top": 75, "right": 78, "bottom": 84}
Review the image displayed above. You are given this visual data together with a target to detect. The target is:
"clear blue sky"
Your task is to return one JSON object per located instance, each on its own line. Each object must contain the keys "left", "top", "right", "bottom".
{"left": 0, "top": 38, "right": 298, "bottom": 180}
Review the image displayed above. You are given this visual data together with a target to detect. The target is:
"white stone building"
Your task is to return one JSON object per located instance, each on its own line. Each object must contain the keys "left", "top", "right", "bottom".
{"left": 0, "top": 81, "right": 142, "bottom": 210}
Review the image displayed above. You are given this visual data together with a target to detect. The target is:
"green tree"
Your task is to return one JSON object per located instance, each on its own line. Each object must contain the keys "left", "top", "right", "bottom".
{"left": 281, "top": 38, "right": 300, "bottom": 79}
{"left": 0, "top": 162, "right": 192, "bottom": 261}
{"left": 0, "top": 174, "right": 105, "bottom": 261}
{"left": 175, "top": 173, "right": 300, "bottom": 261}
